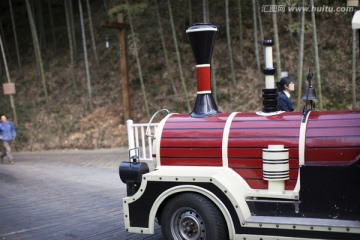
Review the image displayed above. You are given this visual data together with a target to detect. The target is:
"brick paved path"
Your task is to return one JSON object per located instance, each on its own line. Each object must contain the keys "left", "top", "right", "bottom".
{"left": 0, "top": 148, "right": 162, "bottom": 240}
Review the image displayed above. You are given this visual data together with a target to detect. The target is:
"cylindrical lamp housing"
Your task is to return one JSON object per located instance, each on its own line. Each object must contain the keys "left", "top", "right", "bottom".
{"left": 263, "top": 145, "right": 289, "bottom": 192}
{"left": 186, "top": 23, "right": 220, "bottom": 118}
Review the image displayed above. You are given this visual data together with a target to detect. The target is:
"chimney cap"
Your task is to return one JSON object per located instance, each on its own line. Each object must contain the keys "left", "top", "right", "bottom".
{"left": 186, "top": 23, "right": 218, "bottom": 33}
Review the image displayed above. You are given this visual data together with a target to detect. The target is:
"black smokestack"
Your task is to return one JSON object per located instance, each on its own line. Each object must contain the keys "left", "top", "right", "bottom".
{"left": 186, "top": 23, "right": 220, "bottom": 118}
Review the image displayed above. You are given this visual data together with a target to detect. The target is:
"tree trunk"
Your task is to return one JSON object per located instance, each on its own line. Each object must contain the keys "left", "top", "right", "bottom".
{"left": 64, "top": 0, "right": 77, "bottom": 88}
{"left": 48, "top": 0, "right": 57, "bottom": 49}
{"left": 25, "top": 0, "right": 48, "bottom": 105}
{"left": 352, "top": 29, "right": 357, "bottom": 109}
{"left": 288, "top": 8, "right": 293, "bottom": 47}
{"left": 78, "top": 0, "right": 93, "bottom": 112}
{"left": 0, "top": 19, "right": 10, "bottom": 68}
{"left": 207, "top": 2, "right": 217, "bottom": 102}
{"left": 155, "top": 0, "right": 177, "bottom": 96}
{"left": 0, "top": 34, "right": 18, "bottom": 126}
{"left": 126, "top": 0, "right": 150, "bottom": 117}
{"left": 35, "top": 0, "right": 46, "bottom": 50}
{"left": 9, "top": 0, "right": 22, "bottom": 73}
{"left": 310, "top": 0, "right": 323, "bottom": 110}
{"left": 225, "top": 0, "right": 236, "bottom": 85}
{"left": 167, "top": 0, "right": 191, "bottom": 112}
{"left": 86, "top": 0, "right": 100, "bottom": 72}
{"left": 188, "top": 0, "right": 193, "bottom": 25}
{"left": 252, "top": 0, "right": 261, "bottom": 81}
{"left": 237, "top": 0, "right": 244, "bottom": 66}
{"left": 296, "top": 0, "right": 305, "bottom": 111}
{"left": 69, "top": 0, "right": 77, "bottom": 61}
{"left": 272, "top": 0, "right": 281, "bottom": 82}
{"left": 202, "top": 0, "right": 209, "bottom": 22}
{"left": 256, "top": 0, "right": 264, "bottom": 42}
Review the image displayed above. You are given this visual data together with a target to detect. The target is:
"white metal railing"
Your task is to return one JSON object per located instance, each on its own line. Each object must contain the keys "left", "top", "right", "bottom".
{"left": 127, "top": 119, "right": 159, "bottom": 161}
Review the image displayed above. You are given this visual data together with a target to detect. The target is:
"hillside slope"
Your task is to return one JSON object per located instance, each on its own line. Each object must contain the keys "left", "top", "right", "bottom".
{"left": 0, "top": 1, "right": 358, "bottom": 151}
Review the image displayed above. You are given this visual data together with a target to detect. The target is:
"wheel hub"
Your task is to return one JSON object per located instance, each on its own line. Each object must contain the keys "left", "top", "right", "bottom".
{"left": 171, "top": 209, "right": 206, "bottom": 240}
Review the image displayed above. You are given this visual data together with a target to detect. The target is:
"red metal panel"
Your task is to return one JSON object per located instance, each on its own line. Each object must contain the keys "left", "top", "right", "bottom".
{"left": 228, "top": 138, "right": 299, "bottom": 148}
{"left": 307, "top": 119, "right": 360, "bottom": 128}
{"left": 162, "top": 129, "right": 223, "bottom": 138}
{"left": 228, "top": 112, "right": 301, "bottom": 190}
{"left": 228, "top": 159, "right": 263, "bottom": 168}
{"left": 306, "top": 137, "right": 360, "bottom": 147}
{"left": 158, "top": 111, "right": 360, "bottom": 190}
{"left": 161, "top": 138, "right": 222, "bottom": 147}
{"left": 306, "top": 128, "right": 359, "bottom": 137}
{"left": 246, "top": 180, "right": 268, "bottom": 189}
{"left": 240, "top": 179, "right": 298, "bottom": 190}
{"left": 196, "top": 66, "right": 211, "bottom": 92}
{"left": 228, "top": 158, "right": 299, "bottom": 169}
{"left": 160, "top": 113, "right": 229, "bottom": 167}
{"left": 305, "top": 148, "right": 359, "bottom": 165}
{"left": 232, "top": 168, "right": 298, "bottom": 189}
{"left": 161, "top": 147, "right": 222, "bottom": 157}
{"left": 305, "top": 111, "right": 360, "bottom": 166}
{"left": 161, "top": 157, "right": 222, "bottom": 166}
{"left": 228, "top": 148, "right": 298, "bottom": 159}
{"left": 235, "top": 169, "right": 264, "bottom": 179}
{"left": 229, "top": 128, "right": 299, "bottom": 138}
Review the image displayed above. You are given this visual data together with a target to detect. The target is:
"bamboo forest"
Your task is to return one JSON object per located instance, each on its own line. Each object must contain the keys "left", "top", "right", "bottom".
{"left": 0, "top": 0, "right": 358, "bottom": 150}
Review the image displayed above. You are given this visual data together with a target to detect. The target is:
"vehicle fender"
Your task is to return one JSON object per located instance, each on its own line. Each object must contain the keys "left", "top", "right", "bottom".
{"left": 146, "top": 166, "right": 252, "bottom": 238}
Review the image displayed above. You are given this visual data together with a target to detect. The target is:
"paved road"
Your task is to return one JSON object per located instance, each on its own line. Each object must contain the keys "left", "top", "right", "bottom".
{"left": 0, "top": 148, "right": 163, "bottom": 240}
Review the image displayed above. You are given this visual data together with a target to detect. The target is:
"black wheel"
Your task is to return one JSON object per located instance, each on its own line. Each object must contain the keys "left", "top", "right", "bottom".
{"left": 160, "top": 192, "right": 228, "bottom": 240}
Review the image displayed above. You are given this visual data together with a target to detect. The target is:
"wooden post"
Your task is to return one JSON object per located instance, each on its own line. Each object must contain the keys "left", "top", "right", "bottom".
{"left": 101, "top": 15, "right": 130, "bottom": 122}
{"left": 117, "top": 13, "right": 130, "bottom": 121}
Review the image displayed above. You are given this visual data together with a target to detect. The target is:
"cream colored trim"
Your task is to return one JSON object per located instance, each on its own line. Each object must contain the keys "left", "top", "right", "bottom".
{"left": 222, "top": 112, "right": 238, "bottom": 167}
{"left": 197, "top": 90, "right": 212, "bottom": 94}
{"left": 234, "top": 234, "right": 322, "bottom": 240}
{"left": 293, "top": 171, "right": 301, "bottom": 195}
{"left": 140, "top": 166, "right": 252, "bottom": 236}
{"left": 299, "top": 111, "right": 311, "bottom": 166}
{"left": 196, "top": 64, "right": 210, "bottom": 68}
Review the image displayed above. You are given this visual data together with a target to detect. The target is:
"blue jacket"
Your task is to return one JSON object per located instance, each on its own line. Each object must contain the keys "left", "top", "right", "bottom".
{"left": 0, "top": 121, "right": 16, "bottom": 142}
{"left": 278, "top": 91, "right": 294, "bottom": 112}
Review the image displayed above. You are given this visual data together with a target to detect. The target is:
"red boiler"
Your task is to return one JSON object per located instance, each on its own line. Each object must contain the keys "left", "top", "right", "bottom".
{"left": 159, "top": 111, "right": 360, "bottom": 190}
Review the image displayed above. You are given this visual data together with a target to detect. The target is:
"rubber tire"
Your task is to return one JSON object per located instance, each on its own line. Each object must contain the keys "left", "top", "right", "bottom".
{"left": 160, "top": 192, "right": 228, "bottom": 240}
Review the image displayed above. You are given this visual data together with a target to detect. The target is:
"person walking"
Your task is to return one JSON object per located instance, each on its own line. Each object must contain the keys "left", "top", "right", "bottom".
{"left": 277, "top": 75, "right": 295, "bottom": 112}
{"left": 0, "top": 114, "right": 16, "bottom": 164}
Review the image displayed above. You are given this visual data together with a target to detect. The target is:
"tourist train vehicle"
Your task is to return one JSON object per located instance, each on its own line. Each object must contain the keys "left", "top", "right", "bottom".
{"left": 119, "top": 22, "right": 360, "bottom": 240}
